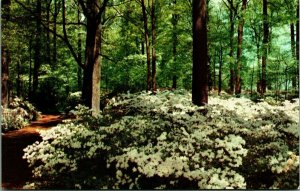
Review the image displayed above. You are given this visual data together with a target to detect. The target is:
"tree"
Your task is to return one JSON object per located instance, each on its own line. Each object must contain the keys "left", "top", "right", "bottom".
{"left": 141, "top": 0, "right": 152, "bottom": 91}
{"left": 192, "top": 0, "right": 208, "bottom": 106}
{"left": 78, "top": 0, "right": 109, "bottom": 114}
{"left": 235, "top": 0, "right": 247, "bottom": 95}
{"left": 223, "top": 0, "right": 238, "bottom": 94}
{"left": 32, "top": 0, "right": 42, "bottom": 100}
{"left": 151, "top": 0, "right": 157, "bottom": 92}
{"left": 261, "top": 0, "right": 269, "bottom": 94}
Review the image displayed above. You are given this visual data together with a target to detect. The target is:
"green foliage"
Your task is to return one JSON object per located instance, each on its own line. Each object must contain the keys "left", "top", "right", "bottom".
{"left": 23, "top": 91, "right": 299, "bottom": 189}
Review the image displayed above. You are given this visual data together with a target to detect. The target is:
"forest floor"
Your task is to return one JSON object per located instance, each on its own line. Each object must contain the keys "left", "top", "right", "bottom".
{"left": 2, "top": 115, "right": 64, "bottom": 190}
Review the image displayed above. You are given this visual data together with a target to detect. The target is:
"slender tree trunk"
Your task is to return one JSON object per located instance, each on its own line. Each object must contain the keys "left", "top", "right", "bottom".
{"left": 229, "top": 2, "right": 235, "bottom": 94}
{"left": 28, "top": 38, "right": 32, "bottom": 98}
{"left": 290, "top": 23, "right": 296, "bottom": 89}
{"left": 77, "top": 4, "right": 82, "bottom": 91}
{"left": 218, "top": 46, "right": 223, "bottom": 95}
{"left": 53, "top": 0, "right": 58, "bottom": 66}
{"left": 213, "top": 54, "right": 216, "bottom": 89}
{"left": 141, "top": 0, "right": 152, "bottom": 91}
{"left": 235, "top": 0, "right": 247, "bottom": 95}
{"left": 256, "top": 44, "right": 262, "bottom": 93}
{"left": 17, "top": 60, "right": 21, "bottom": 97}
{"left": 192, "top": 0, "right": 208, "bottom": 106}
{"left": 46, "top": 0, "right": 51, "bottom": 65}
{"left": 172, "top": 0, "right": 178, "bottom": 89}
{"left": 1, "top": 47, "right": 9, "bottom": 108}
{"left": 261, "top": 0, "right": 269, "bottom": 95}
{"left": 32, "top": 0, "right": 42, "bottom": 100}
{"left": 296, "top": 1, "right": 299, "bottom": 90}
{"left": 151, "top": 0, "right": 157, "bottom": 92}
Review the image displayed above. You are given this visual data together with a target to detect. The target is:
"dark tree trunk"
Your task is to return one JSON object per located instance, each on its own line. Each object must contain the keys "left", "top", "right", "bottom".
{"left": 151, "top": 0, "right": 157, "bottom": 92}
{"left": 256, "top": 44, "right": 262, "bottom": 93}
{"left": 261, "top": 0, "right": 269, "bottom": 95}
{"left": 235, "top": 0, "right": 247, "bottom": 95}
{"left": 77, "top": 4, "right": 82, "bottom": 91}
{"left": 17, "top": 60, "right": 21, "bottom": 97}
{"left": 228, "top": 1, "right": 235, "bottom": 94}
{"left": 32, "top": 0, "right": 42, "bottom": 100}
{"left": 28, "top": 38, "right": 32, "bottom": 98}
{"left": 192, "top": 0, "right": 208, "bottom": 106}
{"left": 141, "top": 0, "right": 152, "bottom": 91}
{"left": 218, "top": 46, "right": 223, "bottom": 95}
{"left": 46, "top": 0, "right": 51, "bottom": 65}
{"left": 79, "top": 0, "right": 106, "bottom": 114}
{"left": 172, "top": 0, "right": 179, "bottom": 90}
{"left": 53, "top": 0, "right": 58, "bottom": 66}
{"left": 1, "top": 47, "right": 9, "bottom": 108}
{"left": 296, "top": 1, "right": 299, "bottom": 90}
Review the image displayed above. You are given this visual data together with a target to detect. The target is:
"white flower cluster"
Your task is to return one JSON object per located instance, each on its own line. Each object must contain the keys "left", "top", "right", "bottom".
{"left": 22, "top": 90, "right": 299, "bottom": 189}
{"left": 23, "top": 123, "right": 110, "bottom": 180}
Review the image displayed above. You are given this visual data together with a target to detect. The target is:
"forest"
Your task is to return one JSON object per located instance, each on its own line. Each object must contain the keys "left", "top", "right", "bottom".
{"left": 1, "top": 0, "right": 299, "bottom": 189}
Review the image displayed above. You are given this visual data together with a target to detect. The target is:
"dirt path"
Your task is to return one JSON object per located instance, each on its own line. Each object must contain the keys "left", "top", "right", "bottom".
{"left": 2, "top": 115, "right": 64, "bottom": 190}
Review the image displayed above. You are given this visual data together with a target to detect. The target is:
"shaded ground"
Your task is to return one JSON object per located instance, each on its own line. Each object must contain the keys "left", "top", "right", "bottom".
{"left": 2, "top": 115, "right": 63, "bottom": 190}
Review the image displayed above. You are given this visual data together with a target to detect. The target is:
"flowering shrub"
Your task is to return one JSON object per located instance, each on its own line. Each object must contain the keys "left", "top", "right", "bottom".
{"left": 2, "top": 107, "right": 29, "bottom": 132}
{"left": 2, "top": 97, "right": 41, "bottom": 132}
{"left": 23, "top": 90, "right": 299, "bottom": 189}
{"left": 9, "top": 97, "right": 41, "bottom": 121}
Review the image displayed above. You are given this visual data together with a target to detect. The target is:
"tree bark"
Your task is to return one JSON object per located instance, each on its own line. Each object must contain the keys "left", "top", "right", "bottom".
{"left": 32, "top": 0, "right": 42, "bottom": 100}
{"left": 192, "top": 0, "right": 208, "bottom": 106}
{"left": 228, "top": 0, "right": 235, "bottom": 94}
{"left": 53, "top": 0, "right": 58, "bottom": 66}
{"left": 296, "top": 1, "right": 299, "bottom": 90}
{"left": 218, "top": 46, "right": 223, "bottom": 95}
{"left": 46, "top": 0, "right": 51, "bottom": 66}
{"left": 261, "top": 0, "right": 269, "bottom": 95}
{"left": 28, "top": 38, "right": 32, "bottom": 98}
{"left": 235, "top": 0, "right": 247, "bottom": 95}
{"left": 172, "top": 0, "right": 179, "bottom": 90}
{"left": 141, "top": 0, "right": 152, "bottom": 91}
{"left": 290, "top": 23, "right": 296, "bottom": 89}
{"left": 151, "top": 0, "right": 157, "bottom": 92}
{"left": 1, "top": 47, "right": 9, "bottom": 108}
{"left": 79, "top": 0, "right": 108, "bottom": 114}
{"left": 77, "top": 4, "right": 82, "bottom": 91}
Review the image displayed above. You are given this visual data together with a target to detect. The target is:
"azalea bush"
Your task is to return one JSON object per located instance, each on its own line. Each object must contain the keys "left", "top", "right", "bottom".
{"left": 2, "top": 97, "right": 41, "bottom": 132}
{"left": 23, "top": 90, "right": 299, "bottom": 189}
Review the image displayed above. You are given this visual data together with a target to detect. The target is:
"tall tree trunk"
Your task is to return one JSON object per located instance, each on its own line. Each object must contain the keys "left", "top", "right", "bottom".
{"left": 17, "top": 60, "right": 21, "bottom": 97}
{"left": 79, "top": 0, "right": 106, "bottom": 114}
{"left": 296, "top": 1, "right": 299, "bottom": 90}
{"left": 261, "top": 0, "right": 269, "bottom": 95}
{"left": 151, "top": 0, "right": 157, "bottom": 92}
{"left": 53, "top": 0, "right": 58, "bottom": 66}
{"left": 172, "top": 0, "right": 178, "bottom": 89}
{"left": 235, "top": 0, "right": 247, "bottom": 95}
{"left": 192, "top": 0, "right": 208, "bottom": 106}
{"left": 229, "top": 1, "right": 235, "bottom": 94}
{"left": 28, "top": 38, "right": 32, "bottom": 98}
{"left": 1, "top": 47, "right": 9, "bottom": 108}
{"left": 290, "top": 23, "right": 296, "bottom": 89}
{"left": 32, "top": 0, "right": 42, "bottom": 100}
{"left": 141, "top": 0, "right": 152, "bottom": 91}
{"left": 218, "top": 46, "right": 223, "bottom": 95}
{"left": 46, "top": 0, "right": 51, "bottom": 66}
{"left": 256, "top": 44, "right": 262, "bottom": 93}
{"left": 77, "top": 4, "right": 82, "bottom": 91}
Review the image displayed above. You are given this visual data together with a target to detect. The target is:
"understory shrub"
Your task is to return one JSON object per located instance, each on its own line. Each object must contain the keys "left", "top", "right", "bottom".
{"left": 2, "top": 97, "right": 41, "bottom": 132}
{"left": 23, "top": 90, "right": 299, "bottom": 189}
